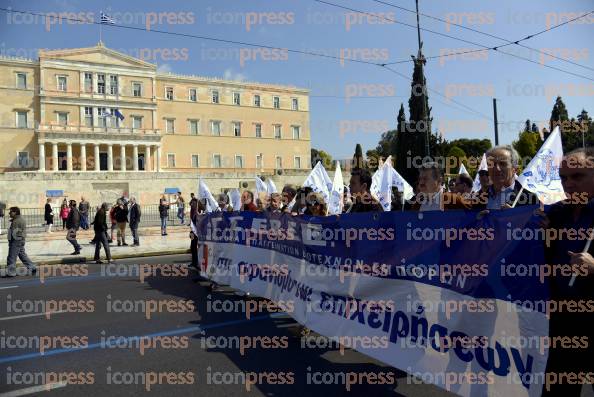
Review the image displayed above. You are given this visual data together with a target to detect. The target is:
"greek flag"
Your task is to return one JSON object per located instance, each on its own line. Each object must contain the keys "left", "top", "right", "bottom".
{"left": 114, "top": 109, "right": 124, "bottom": 121}
{"left": 517, "top": 126, "right": 565, "bottom": 205}
{"left": 100, "top": 12, "right": 115, "bottom": 25}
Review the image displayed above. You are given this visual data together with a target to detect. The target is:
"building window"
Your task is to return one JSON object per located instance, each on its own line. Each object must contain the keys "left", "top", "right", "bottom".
{"left": 294, "top": 156, "right": 301, "bottom": 169}
{"left": 292, "top": 126, "right": 300, "bottom": 140}
{"left": 109, "top": 109, "right": 120, "bottom": 127}
{"left": 213, "top": 154, "right": 222, "bottom": 168}
{"left": 166, "top": 87, "right": 174, "bottom": 100}
{"left": 189, "top": 119, "right": 199, "bottom": 135}
{"left": 274, "top": 124, "right": 281, "bottom": 139}
{"left": 84, "top": 73, "right": 93, "bottom": 93}
{"left": 276, "top": 156, "right": 282, "bottom": 169}
{"left": 16, "top": 73, "right": 26, "bottom": 89}
{"left": 98, "top": 107, "right": 107, "bottom": 127}
{"left": 292, "top": 98, "right": 299, "bottom": 110}
{"left": 17, "top": 151, "right": 29, "bottom": 168}
{"left": 211, "top": 121, "right": 221, "bottom": 136}
{"left": 57, "top": 112, "right": 68, "bottom": 126}
{"left": 57, "top": 76, "right": 67, "bottom": 92}
{"left": 273, "top": 96, "right": 280, "bottom": 109}
{"left": 235, "top": 155, "right": 244, "bottom": 169}
{"left": 256, "top": 154, "right": 263, "bottom": 169}
{"left": 84, "top": 106, "right": 93, "bottom": 127}
{"left": 132, "top": 82, "right": 142, "bottom": 97}
{"left": 233, "top": 92, "right": 241, "bottom": 105}
{"left": 132, "top": 116, "right": 142, "bottom": 130}
{"left": 109, "top": 75, "right": 118, "bottom": 95}
{"left": 167, "top": 154, "right": 176, "bottom": 168}
{"left": 16, "top": 111, "right": 27, "bottom": 128}
{"left": 255, "top": 123, "right": 262, "bottom": 138}
{"left": 254, "top": 94, "right": 261, "bottom": 107}
{"left": 97, "top": 74, "right": 105, "bottom": 94}
{"left": 232, "top": 122, "right": 241, "bottom": 137}
{"left": 212, "top": 90, "right": 219, "bottom": 104}
{"left": 191, "top": 155, "right": 200, "bottom": 168}
{"left": 189, "top": 88, "right": 197, "bottom": 102}
{"left": 166, "top": 119, "right": 175, "bottom": 134}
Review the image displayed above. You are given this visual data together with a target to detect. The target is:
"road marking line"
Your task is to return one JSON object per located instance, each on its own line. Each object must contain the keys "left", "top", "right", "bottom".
{"left": 0, "top": 311, "right": 65, "bottom": 321}
{"left": 0, "top": 286, "right": 18, "bottom": 290}
{"left": 0, "top": 382, "right": 67, "bottom": 396}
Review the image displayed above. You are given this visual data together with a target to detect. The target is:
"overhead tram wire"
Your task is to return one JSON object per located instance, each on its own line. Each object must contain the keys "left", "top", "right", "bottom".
{"left": 0, "top": 7, "right": 496, "bottom": 124}
{"left": 370, "top": 0, "right": 594, "bottom": 72}
{"left": 312, "top": 0, "right": 594, "bottom": 82}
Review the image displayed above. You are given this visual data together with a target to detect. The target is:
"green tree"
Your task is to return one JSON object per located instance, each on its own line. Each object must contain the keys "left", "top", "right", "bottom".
{"left": 550, "top": 96, "right": 569, "bottom": 134}
{"left": 310, "top": 148, "right": 333, "bottom": 169}
{"left": 447, "top": 138, "right": 491, "bottom": 158}
{"left": 353, "top": 143, "right": 365, "bottom": 169}
{"left": 447, "top": 146, "right": 466, "bottom": 174}
{"left": 513, "top": 131, "right": 542, "bottom": 159}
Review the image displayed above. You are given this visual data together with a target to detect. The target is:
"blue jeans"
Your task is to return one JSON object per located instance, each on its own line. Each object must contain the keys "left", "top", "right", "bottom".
{"left": 160, "top": 217, "right": 167, "bottom": 232}
{"left": 80, "top": 213, "right": 89, "bottom": 229}
{"left": 177, "top": 207, "right": 184, "bottom": 224}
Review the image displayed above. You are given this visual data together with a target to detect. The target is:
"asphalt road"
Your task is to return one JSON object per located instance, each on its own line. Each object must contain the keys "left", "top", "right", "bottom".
{"left": 0, "top": 254, "right": 457, "bottom": 397}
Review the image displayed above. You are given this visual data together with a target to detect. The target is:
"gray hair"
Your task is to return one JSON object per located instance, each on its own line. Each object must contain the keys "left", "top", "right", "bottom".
{"left": 486, "top": 145, "right": 520, "bottom": 168}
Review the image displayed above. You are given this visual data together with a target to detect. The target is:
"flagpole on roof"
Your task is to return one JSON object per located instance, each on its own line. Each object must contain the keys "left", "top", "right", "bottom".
{"left": 99, "top": 11, "right": 102, "bottom": 43}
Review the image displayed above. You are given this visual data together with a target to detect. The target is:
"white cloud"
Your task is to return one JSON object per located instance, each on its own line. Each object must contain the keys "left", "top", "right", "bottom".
{"left": 223, "top": 68, "right": 247, "bottom": 82}
{"left": 157, "top": 63, "right": 172, "bottom": 73}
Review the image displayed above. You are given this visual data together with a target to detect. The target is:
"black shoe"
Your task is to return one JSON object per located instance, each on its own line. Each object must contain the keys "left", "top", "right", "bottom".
{"left": 122, "top": 243, "right": 128, "bottom": 246}
{"left": 117, "top": 242, "right": 121, "bottom": 246}
{"left": 30, "top": 268, "right": 37, "bottom": 276}
{"left": 95, "top": 260, "right": 103, "bottom": 264}
{"left": 133, "top": 243, "right": 139, "bottom": 246}
{"left": 163, "top": 233, "right": 168, "bottom": 236}
{"left": 70, "top": 251, "right": 80, "bottom": 255}
{"left": 108, "top": 239, "right": 113, "bottom": 243}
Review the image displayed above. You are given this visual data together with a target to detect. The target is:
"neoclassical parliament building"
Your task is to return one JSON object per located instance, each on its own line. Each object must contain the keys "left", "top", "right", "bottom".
{"left": 0, "top": 42, "right": 310, "bottom": 205}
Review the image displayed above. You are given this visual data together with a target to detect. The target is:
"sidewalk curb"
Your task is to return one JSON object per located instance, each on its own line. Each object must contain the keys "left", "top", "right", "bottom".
{"left": 1, "top": 248, "right": 191, "bottom": 267}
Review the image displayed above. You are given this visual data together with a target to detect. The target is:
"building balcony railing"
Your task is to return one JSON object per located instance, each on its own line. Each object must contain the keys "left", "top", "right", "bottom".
{"left": 35, "top": 122, "right": 160, "bottom": 136}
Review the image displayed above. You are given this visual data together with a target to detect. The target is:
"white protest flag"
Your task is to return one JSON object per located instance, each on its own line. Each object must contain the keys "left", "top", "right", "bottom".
{"left": 302, "top": 161, "right": 332, "bottom": 202}
{"left": 199, "top": 178, "right": 218, "bottom": 213}
{"left": 328, "top": 161, "right": 344, "bottom": 215}
{"left": 370, "top": 156, "right": 391, "bottom": 202}
{"left": 255, "top": 177, "right": 268, "bottom": 196}
{"left": 459, "top": 163, "right": 470, "bottom": 176}
{"left": 472, "top": 153, "right": 488, "bottom": 193}
{"left": 266, "top": 178, "right": 278, "bottom": 194}
{"left": 516, "top": 126, "right": 565, "bottom": 205}
{"left": 228, "top": 189, "right": 241, "bottom": 211}
{"left": 390, "top": 166, "right": 414, "bottom": 201}
{"left": 377, "top": 162, "right": 393, "bottom": 211}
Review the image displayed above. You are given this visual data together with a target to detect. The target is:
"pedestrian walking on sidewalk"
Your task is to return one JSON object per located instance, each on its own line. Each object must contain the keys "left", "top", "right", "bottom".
{"left": 60, "top": 199, "right": 69, "bottom": 230}
{"left": 79, "top": 197, "right": 90, "bottom": 230}
{"left": 159, "top": 198, "right": 169, "bottom": 236}
{"left": 44, "top": 198, "right": 54, "bottom": 233}
{"left": 4, "top": 207, "right": 37, "bottom": 277}
{"left": 92, "top": 203, "right": 112, "bottom": 264}
{"left": 129, "top": 197, "right": 141, "bottom": 246}
{"left": 109, "top": 203, "right": 117, "bottom": 243}
{"left": 66, "top": 200, "right": 81, "bottom": 255}
{"left": 189, "top": 193, "right": 198, "bottom": 226}
{"left": 114, "top": 199, "right": 129, "bottom": 246}
{"left": 176, "top": 192, "right": 185, "bottom": 225}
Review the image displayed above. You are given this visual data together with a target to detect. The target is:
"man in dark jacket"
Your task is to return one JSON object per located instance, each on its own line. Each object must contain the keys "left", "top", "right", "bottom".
{"left": 114, "top": 200, "right": 129, "bottom": 246}
{"left": 4, "top": 207, "right": 37, "bottom": 277}
{"left": 348, "top": 168, "right": 382, "bottom": 213}
{"left": 129, "top": 197, "right": 141, "bottom": 246}
{"left": 542, "top": 147, "right": 594, "bottom": 396}
{"left": 66, "top": 199, "right": 81, "bottom": 255}
{"left": 93, "top": 203, "right": 112, "bottom": 264}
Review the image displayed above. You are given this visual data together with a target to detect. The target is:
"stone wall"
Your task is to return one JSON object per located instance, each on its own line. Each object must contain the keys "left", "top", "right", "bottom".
{"left": 0, "top": 170, "right": 322, "bottom": 209}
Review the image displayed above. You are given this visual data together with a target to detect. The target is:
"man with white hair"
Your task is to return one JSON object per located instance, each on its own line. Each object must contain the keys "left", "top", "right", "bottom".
{"left": 478, "top": 145, "right": 538, "bottom": 209}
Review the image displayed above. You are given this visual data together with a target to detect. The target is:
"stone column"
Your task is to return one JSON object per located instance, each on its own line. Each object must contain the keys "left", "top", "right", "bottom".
{"left": 145, "top": 145, "right": 152, "bottom": 172}
{"left": 66, "top": 143, "right": 73, "bottom": 171}
{"left": 38, "top": 142, "right": 46, "bottom": 172}
{"left": 133, "top": 145, "right": 139, "bottom": 171}
{"left": 120, "top": 145, "right": 126, "bottom": 171}
{"left": 52, "top": 143, "right": 58, "bottom": 171}
{"left": 107, "top": 144, "right": 113, "bottom": 171}
{"left": 94, "top": 144, "right": 100, "bottom": 171}
{"left": 156, "top": 146, "right": 162, "bottom": 172}
{"left": 80, "top": 143, "right": 86, "bottom": 171}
